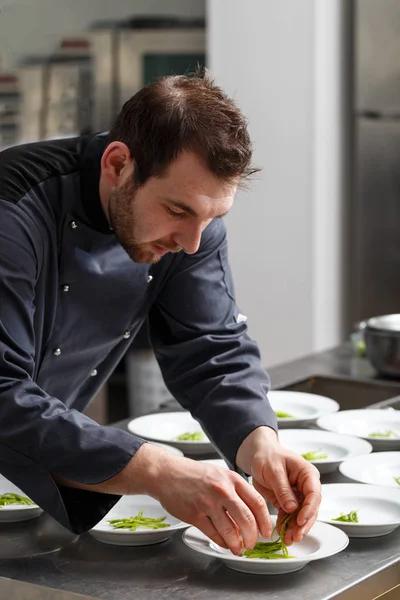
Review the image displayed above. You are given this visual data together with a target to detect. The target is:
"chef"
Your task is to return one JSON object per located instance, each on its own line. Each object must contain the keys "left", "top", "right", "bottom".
{"left": 0, "top": 70, "right": 321, "bottom": 554}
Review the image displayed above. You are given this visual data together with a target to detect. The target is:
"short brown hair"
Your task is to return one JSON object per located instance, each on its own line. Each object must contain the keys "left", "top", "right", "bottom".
{"left": 107, "top": 68, "right": 259, "bottom": 187}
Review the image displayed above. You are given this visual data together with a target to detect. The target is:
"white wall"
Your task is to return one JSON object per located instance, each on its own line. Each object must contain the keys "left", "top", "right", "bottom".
{"left": 0, "top": 0, "right": 205, "bottom": 69}
{"left": 208, "top": 0, "right": 349, "bottom": 367}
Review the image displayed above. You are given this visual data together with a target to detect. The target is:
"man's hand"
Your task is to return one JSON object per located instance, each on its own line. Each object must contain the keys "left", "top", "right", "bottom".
{"left": 141, "top": 446, "right": 272, "bottom": 555}
{"left": 55, "top": 442, "right": 274, "bottom": 555}
{"left": 236, "top": 426, "right": 322, "bottom": 545}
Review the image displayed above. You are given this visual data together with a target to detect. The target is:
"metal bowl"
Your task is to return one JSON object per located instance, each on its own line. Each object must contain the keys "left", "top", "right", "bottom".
{"left": 363, "top": 314, "right": 400, "bottom": 377}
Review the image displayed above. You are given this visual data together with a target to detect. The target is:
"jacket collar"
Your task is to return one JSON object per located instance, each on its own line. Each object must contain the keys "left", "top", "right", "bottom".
{"left": 79, "top": 133, "right": 113, "bottom": 235}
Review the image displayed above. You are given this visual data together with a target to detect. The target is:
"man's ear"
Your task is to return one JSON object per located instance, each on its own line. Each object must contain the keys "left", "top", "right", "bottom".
{"left": 101, "top": 142, "right": 134, "bottom": 186}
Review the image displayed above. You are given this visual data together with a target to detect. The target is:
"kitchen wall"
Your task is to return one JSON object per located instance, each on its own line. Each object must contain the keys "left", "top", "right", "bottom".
{"left": 0, "top": 0, "right": 205, "bottom": 68}
{"left": 208, "top": 0, "right": 352, "bottom": 368}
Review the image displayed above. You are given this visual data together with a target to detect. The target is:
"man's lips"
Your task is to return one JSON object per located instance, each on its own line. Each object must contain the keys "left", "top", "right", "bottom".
{"left": 152, "top": 244, "right": 181, "bottom": 255}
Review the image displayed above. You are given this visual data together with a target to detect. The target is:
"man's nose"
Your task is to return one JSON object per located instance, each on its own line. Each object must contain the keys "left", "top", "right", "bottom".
{"left": 174, "top": 222, "right": 203, "bottom": 255}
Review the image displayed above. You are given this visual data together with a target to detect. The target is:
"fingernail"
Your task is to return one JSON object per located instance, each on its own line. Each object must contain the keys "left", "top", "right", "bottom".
{"left": 299, "top": 510, "right": 311, "bottom": 526}
{"left": 285, "top": 501, "right": 298, "bottom": 512}
{"left": 262, "top": 528, "right": 271, "bottom": 539}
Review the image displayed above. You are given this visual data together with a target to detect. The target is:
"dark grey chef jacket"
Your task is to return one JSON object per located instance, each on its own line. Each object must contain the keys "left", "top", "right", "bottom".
{"left": 0, "top": 132, "right": 277, "bottom": 533}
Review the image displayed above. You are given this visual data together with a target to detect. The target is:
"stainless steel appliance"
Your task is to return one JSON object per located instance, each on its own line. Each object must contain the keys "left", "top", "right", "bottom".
{"left": 349, "top": 0, "right": 400, "bottom": 327}
{"left": 89, "top": 16, "right": 206, "bottom": 132}
{"left": 360, "top": 314, "right": 400, "bottom": 378}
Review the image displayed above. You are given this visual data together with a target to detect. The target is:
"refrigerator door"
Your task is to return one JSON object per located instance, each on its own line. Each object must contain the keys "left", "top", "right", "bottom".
{"left": 356, "top": 0, "right": 400, "bottom": 112}
{"left": 350, "top": 116, "right": 400, "bottom": 323}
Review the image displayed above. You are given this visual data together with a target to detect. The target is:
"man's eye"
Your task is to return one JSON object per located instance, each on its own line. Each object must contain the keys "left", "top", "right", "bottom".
{"left": 166, "top": 208, "right": 184, "bottom": 218}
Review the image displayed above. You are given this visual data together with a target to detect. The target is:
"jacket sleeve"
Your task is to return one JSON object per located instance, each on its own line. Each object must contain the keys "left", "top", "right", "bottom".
{"left": 0, "top": 200, "right": 145, "bottom": 533}
{"left": 148, "top": 218, "right": 277, "bottom": 470}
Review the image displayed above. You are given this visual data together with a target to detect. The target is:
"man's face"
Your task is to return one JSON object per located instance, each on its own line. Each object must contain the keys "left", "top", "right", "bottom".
{"left": 108, "top": 151, "right": 236, "bottom": 264}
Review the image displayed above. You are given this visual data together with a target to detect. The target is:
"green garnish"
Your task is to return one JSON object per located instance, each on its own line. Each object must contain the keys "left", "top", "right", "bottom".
{"left": 176, "top": 431, "right": 205, "bottom": 441}
{"left": 301, "top": 449, "right": 328, "bottom": 461}
{"left": 394, "top": 476, "right": 400, "bottom": 485}
{"left": 243, "top": 511, "right": 298, "bottom": 560}
{"left": 332, "top": 510, "right": 359, "bottom": 523}
{"left": 0, "top": 493, "right": 35, "bottom": 507}
{"left": 368, "top": 431, "right": 398, "bottom": 438}
{"left": 108, "top": 509, "right": 170, "bottom": 532}
{"left": 275, "top": 411, "right": 294, "bottom": 419}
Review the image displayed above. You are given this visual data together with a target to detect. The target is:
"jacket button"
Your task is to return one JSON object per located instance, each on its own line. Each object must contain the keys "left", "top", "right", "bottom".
{"left": 70, "top": 220, "right": 78, "bottom": 229}
{"left": 90, "top": 369, "right": 98, "bottom": 377}
{"left": 62, "top": 284, "right": 70, "bottom": 292}
{"left": 53, "top": 348, "right": 62, "bottom": 356}
{"left": 123, "top": 331, "right": 131, "bottom": 339}
{"left": 147, "top": 275, "right": 153, "bottom": 283}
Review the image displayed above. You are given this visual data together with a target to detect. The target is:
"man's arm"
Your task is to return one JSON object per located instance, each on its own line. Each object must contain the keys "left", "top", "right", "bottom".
{"left": 148, "top": 218, "right": 321, "bottom": 542}
{"left": 148, "top": 218, "right": 278, "bottom": 469}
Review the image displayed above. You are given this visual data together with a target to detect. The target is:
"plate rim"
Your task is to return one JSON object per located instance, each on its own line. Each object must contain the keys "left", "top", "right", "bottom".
{"left": 317, "top": 409, "right": 400, "bottom": 426}
{"left": 319, "top": 483, "right": 400, "bottom": 527}
{"left": 92, "top": 518, "right": 189, "bottom": 535}
{"left": 91, "top": 494, "right": 188, "bottom": 535}
{"left": 278, "top": 429, "right": 373, "bottom": 463}
{"left": 0, "top": 476, "right": 40, "bottom": 513}
{"left": 182, "top": 519, "right": 349, "bottom": 565}
{"left": 339, "top": 450, "right": 400, "bottom": 483}
{"left": 269, "top": 391, "right": 340, "bottom": 414}
{"left": 127, "top": 411, "right": 212, "bottom": 447}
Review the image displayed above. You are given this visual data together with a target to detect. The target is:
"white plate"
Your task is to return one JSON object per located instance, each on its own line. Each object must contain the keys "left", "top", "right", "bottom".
{"left": 127, "top": 412, "right": 212, "bottom": 455}
{"left": 182, "top": 516, "right": 348, "bottom": 575}
{"left": 318, "top": 483, "right": 400, "bottom": 537}
{"left": 0, "top": 475, "right": 42, "bottom": 522}
{"left": 268, "top": 391, "right": 339, "bottom": 428}
{"left": 317, "top": 409, "right": 400, "bottom": 450}
{"left": 339, "top": 452, "right": 400, "bottom": 487}
{"left": 148, "top": 442, "right": 184, "bottom": 457}
{"left": 89, "top": 495, "right": 188, "bottom": 546}
{"left": 278, "top": 429, "right": 372, "bottom": 474}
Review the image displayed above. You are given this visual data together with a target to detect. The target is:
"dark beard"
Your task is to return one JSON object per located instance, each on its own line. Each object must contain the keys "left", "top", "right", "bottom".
{"left": 108, "top": 181, "right": 161, "bottom": 264}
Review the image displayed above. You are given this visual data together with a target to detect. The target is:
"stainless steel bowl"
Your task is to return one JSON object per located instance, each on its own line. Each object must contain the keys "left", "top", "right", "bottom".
{"left": 363, "top": 314, "right": 400, "bottom": 377}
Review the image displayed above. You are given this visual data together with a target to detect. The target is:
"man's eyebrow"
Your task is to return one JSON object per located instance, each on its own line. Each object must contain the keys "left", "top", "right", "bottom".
{"left": 165, "top": 198, "right": 230, "bottom": 219}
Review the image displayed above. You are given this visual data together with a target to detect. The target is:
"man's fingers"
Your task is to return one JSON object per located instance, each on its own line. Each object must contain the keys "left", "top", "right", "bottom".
{"left": 296, "top": 466, "right": 322, "bottom": 526}
{"left": 252, "top": 479, "right": 278, "bottom": 508}
{"left": 268, "top": 465, "right": 299, "bottom": 513}
{"left": 235, "top": 480, "right": 272, "bottom": 540}
{"left": 209, "top": 509, "right": 244, "bottom": 555}
{"left": 196, "top": 515, "right": 228, "bottom": 550}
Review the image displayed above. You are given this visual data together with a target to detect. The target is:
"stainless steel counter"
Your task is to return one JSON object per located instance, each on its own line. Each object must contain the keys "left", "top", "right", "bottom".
{"left": 0, "top": 576, "right": 97, "bottom": 600}
{"left": 0, "top": 478, "right": 398, "bottom": 600}
{"left": 0, "top": 345, "right": 399, "bottom": 600}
